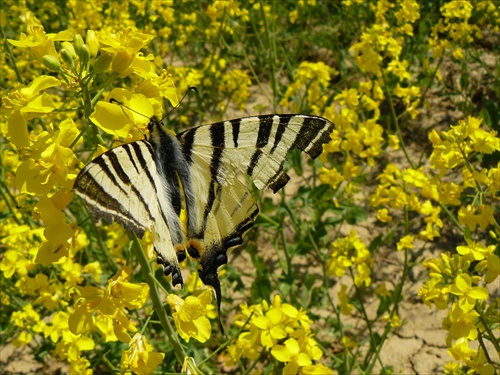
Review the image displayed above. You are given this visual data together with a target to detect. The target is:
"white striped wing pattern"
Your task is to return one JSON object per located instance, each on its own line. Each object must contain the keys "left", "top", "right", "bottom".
{"left": 74, "top": 114, "right": 334, "bottom": 321}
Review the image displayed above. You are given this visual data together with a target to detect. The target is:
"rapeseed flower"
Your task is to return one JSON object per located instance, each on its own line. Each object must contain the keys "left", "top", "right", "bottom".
{"left": 8, "top": 21, "right": 71, "bottom": 61}
{"left": 271, "top": 337, "right": 315, "bottom": 374}
{"left": 225, "top": 295, "right": 327, "bottom": 373}
{"left": 166, "top": 288, "right": 214, "bottom": 343}
{"left": 98, "top": 27, "right": 154, "bottom": 77}
{"left": 443, "top": 303, "right": 479, "bottom": 340}
{"left": 3, "top": 75, "right": 61, "bottom": 147}
{"left": 326, "top": 230, "right": 373, "bottom": 287}
{"left": 90, "top": 89, "right": 155, "bottom": 139}
{"left": 120, "top": 333, "right": 165, "bottom": 375}
{"left": 449, "top": 274, "right": 488, "bottom": 312}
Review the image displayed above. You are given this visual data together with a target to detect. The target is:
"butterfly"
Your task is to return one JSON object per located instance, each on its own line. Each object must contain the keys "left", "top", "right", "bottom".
{"left": 74, "top": 111, "right": 334, "bottom": 329}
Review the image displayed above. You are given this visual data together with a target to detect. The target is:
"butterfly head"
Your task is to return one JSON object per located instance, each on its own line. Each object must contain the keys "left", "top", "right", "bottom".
{"left": 147, "top": 116, "right": 162, "bottom": 133}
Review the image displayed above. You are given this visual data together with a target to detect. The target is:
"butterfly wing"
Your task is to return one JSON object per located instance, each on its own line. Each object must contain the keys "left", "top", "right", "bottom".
{"left": 176, "top": 114, "right": 334, "bottom": 305}
{"left": 74, "top": 140, "right": 186, "bottom": 286}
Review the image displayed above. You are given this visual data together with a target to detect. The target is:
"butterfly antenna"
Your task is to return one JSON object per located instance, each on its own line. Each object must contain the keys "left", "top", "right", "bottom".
{"left": 109, "top": 98, "right": 152, "bottom": 120}
{"left": 161, "top": 86, "right": 198, "bottom": 122}
{"left": 108, "top": 98, "right": 151, "bottom": 136}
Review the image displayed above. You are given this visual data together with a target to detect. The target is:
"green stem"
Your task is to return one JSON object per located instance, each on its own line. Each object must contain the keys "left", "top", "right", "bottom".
{"left": 352, "top": 269, "right": 384, "bottom": 371}
{"left": 437, "top": 202, "right": 465, "bottom": 233}
{"left": 418, "top": 54, "right": 444, "bottom": 110}
{"left": 475, "top": 305, "right": 500, "bottom": 354}
{"left": 128, "top": 231, "right": 187, "bottom": 363}
{"left": 242, "top": 349, "right": 266, "bottom": 375}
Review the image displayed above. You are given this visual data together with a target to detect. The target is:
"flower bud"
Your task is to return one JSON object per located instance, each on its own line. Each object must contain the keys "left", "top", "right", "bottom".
{"left": 61, "top": 41, "right": 77, "bottom": 59}
{"left": 111, "top": 50, "right": 134, "bottom": 77}
{"left": 73, "top": 34, "right": 84, "bottom": 56}
{"left": 42, "top": 54, "right": 61, "bottom": 71}
{"left": 93, "top": 52, "right": 112, "bottom": 73}
{"left": 86, "top": 30, "right": 99, "bottom": 57}
{"left": 60, "top": 49, "right": 74, "bottom": 66}
{"left": 80, "top": 45, "right": 91, "bottom": 64}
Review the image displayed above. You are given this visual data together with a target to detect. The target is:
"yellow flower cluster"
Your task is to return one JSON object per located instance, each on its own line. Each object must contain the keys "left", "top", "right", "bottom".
{"left": 326, "top": 230, "right": 373, "bottom": 287}
{"left": 226, "top": 295, "right": 332, "bottom": 375}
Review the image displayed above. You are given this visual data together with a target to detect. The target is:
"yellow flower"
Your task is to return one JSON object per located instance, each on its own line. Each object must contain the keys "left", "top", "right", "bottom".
{"left": 68, "top": 267, "right": 148, "bottom": 338}
{"left": 387, "top": 59, "right": 412, "bottom": 81}
{"left": 220, "top": 69, "right": 251, "bottom": 110}
{"left": 302, "top": 363, "right": 335, "bottom": 374}
{"left": 16, "top": 119, "right": 80, "bottom": 196}
{"left": 34, "top": 194, "right": 76, "bottom": 265}
{"left": 271, "top": 337, "right": 313, "bottom": 375}
{"left": 10, "top": 303, "right": 44, "bottom": 346}
{"left": 226, "top": 326, "right": 262, "bottom": 365}
{"left": 252, "top": 303, "right": 287, "bottom": 349}
{"left": 107, "top": 266, "right": 150, "bottom": 310}
{"left": 44, "top": 311, "right": 70, "bottom": 343}
{"left": 376, "top": 208, "right": 393, "bottom": 223}
{"left": 334, "top": 88, "right": 360, "bottom": 108}
{"left": 98, "top": 28, "right": 154, "bottom": 77}
{"left": 90, "top": 89, "right": 154, "bottom": 140}
{"left": 3, "top": 75, "right": 61, "bottom": 147}
{"left": 70, "top": 357, "right": 93, "bottom": 375}
{"left": 135, "top": 70, "right": 179, "bottom": 106}
{"left": 444, "top": 303, "right": 479, "bottom": 340}
{"left": 326, "top": 230, "right": 373, "bottom": 287}
{"left": 0, "top": 249, "right": 33, "bottom": 279}
{"left": 120, "top": 333, "right": 165, "bottom": 375}
{"left": 281, "top": 303, "right": 312, "bottom": 331}
{"left": 449, "top": 274, "right": 488, "bottom": 312}
{"left": 8, "top": 21, "right": 71, "bottom": 61}
{"left": 397, "top": 234, "right": 414, "bottom": 251}
{"left": 166, "top": 288, "right": 213, "bottom": 343}
{"left": 458, "top": 204, "right": 495, "bottom": 232}
{"left": 485, "top": 254, "right": 499, "bottom": 284}
{"left": 448, "top": 337, "right": 476, "bottom": 365}
{"left": 456, "top": 239, "right": 494, "bottom": 262}
{"left": 319, "top": 166, "right": 343, "bottom": 188}
{"left": 54, "top": 329, "right": 95, "bottom": 363}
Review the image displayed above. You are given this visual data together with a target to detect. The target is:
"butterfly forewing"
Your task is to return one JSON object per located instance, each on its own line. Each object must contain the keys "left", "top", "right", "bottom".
{"left": 177, "top": 115, "right": 334, "bottom": 193}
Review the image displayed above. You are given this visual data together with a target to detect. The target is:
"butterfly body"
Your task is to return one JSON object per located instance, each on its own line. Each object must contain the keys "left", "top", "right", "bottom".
{"left": 74, "top": 114, "right": 334, "bottom": 317}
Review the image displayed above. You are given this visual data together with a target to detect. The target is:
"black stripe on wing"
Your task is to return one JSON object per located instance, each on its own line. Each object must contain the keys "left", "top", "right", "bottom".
{"left": 94, "top": 156, "right": 128, "bottom": 195}
{"left": 104, "top": 147, "right": 156, "bottom": 222}
{"left": 291, "top": 115, "right": 334, "bottom": 159}
{"left": 202, "top": 122, "right": 225, "bottom": 231}
{"left": 266, "top": 115, "right": 334, "bottom": 192}
{"left": 74, "top": 171, "right": 146, "bottom": 237}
